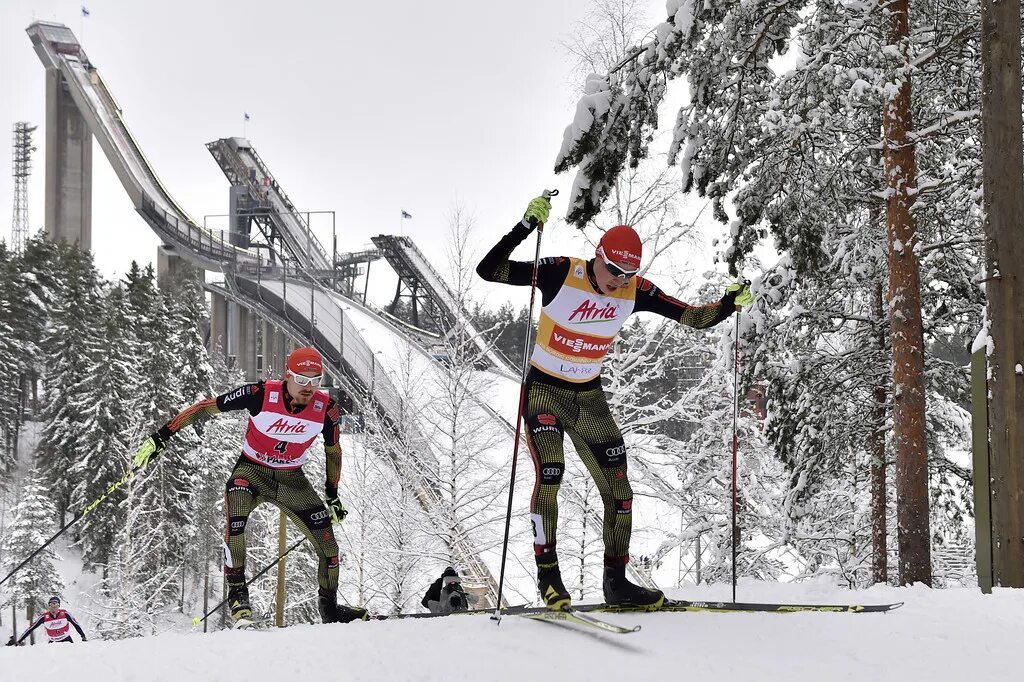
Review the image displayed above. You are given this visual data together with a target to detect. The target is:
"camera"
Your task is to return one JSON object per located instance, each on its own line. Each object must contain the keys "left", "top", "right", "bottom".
{"left": 442, "top": 581, "right": 468, "bottom": 612}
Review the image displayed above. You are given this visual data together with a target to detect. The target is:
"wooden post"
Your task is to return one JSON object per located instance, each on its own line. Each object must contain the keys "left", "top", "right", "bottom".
{"left": 971, "top": 347, "right": 993, "bottom": 593}
{"left": 276, "top": 511, "right": 287, "bottom": 627}
{"left": 980, "top": 0, "right": 1024, "bottom": 588}
{"left": 203, "top": 556, "right": 210, "bottom": 633}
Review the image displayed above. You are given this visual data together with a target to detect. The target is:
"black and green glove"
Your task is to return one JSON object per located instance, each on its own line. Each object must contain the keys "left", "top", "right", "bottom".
{"left": 726, "top": 282, "right": 754, "bottom": 309}
{"left": 326, "top": 496, "right": 348, "bottom": 524}
{"left": 133, "top": 434, "right": 165, "bottom": 468}
{"left": 523, "top": 196, "right": 551, "bottom": 227}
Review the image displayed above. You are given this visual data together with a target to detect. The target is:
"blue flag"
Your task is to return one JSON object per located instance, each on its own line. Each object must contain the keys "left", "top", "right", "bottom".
{"left": 81, "top": 6, "right": 90, "bottom": 16}
{"left": 401, "top": 210, "right": 412, "bottom": 219}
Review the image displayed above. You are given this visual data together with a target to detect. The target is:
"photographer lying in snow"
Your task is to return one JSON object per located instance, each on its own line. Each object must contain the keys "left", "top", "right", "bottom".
{"left": 421, "top": 567, "right": 479, "bottom": 614}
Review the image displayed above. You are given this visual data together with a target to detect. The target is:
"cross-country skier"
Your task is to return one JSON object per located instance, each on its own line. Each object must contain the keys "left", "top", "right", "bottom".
{"left": 477, "top": 195, "right": 752, "bottom": 611}
{"left": 8, "top": 596, "right": 86, "bottom": 644}
{"left": 132, "top": 347, "right": 367, "bottom": 625}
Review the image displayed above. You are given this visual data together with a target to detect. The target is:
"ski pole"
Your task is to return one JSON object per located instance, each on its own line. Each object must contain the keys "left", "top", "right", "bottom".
{"left": 191, "top": 537, "right": 307, "bottom": 627}
{"left": 730, "top": 278, "right": 749, "bottom": 602}
{"left": 492, "top": 188, "right": 558, "bottom": 623}
{"left": 0, "top": 457, "right": 155, "bottom": 590}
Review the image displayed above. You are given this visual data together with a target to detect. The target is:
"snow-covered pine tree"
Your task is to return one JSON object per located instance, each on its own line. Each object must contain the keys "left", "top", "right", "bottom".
{"left": 69, "top": 283, "right": 141, "bottom": 569}
{"left": 555, "top": 0, "right": 983, "bottom": 585}
{"left": 89, "top": 468, "right": 178, "bottom": 639}
{"left": 125, "top": 263, "right": 194, "bottom": 597}
{"left": 34, "top": 243, "right": 103, "bottom": 522}
{"left": 0, "top": 243, "right": 23, "bottom": 472}
{"left": 164, "top": 267, "right": 215, "bottom": 605}
{"left": 181, "top": 344, "right": 244, "bottom": 622}
{"left": 11, "top": 232, "right": 64, "bottom": 422}
{"left": 1, "top": 471, "right": 65, "bottom": 636}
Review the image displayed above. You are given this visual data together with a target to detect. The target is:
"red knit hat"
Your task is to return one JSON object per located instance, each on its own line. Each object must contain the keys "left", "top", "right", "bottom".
{"left": 597, "top": 225, "right": 642, "bottom": 272}
{"left": 287, "top": 347, "right": 323, "bottom": 375}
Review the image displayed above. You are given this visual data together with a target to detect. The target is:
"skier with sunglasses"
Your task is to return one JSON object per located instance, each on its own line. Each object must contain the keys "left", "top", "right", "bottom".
{"left": 132, "top": 347, "right": 366, "bottom": 626}
{"left": 476, "top": 195, "right": 752, "bottom": 611}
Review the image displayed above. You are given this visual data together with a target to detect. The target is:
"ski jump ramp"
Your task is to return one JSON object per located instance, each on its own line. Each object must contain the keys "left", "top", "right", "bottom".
{"left": 27, "top": 20, "right": 520, "bottom": 607}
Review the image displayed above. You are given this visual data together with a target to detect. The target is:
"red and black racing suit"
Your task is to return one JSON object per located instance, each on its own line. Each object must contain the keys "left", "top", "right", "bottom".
{"left": 154, "top": 382, "right": 343, "bottom": 593}
{"left": 15, "top": 608, "right": 86, "bottom": 644}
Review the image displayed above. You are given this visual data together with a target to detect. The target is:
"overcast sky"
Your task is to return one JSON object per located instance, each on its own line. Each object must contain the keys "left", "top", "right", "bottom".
{"left": 1, "top": 0, "right": 725, "bottom": 309}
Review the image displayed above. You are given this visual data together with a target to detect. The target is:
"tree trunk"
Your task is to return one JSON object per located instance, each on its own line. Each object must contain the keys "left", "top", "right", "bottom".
{"left": 870, "top": 281, "right": 889, "bottom": 584}
{"left": 881, "top": 0, "right": 931, "bottom": 586}
{"left": 980, "top": 0, "right": 1024, "bottom": 586}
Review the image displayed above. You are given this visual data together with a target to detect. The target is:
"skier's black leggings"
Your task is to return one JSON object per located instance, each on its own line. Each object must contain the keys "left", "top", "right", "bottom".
{"left": 223, "top": 458, "right": 339, "bottom": 590}
{"left": 523, "top": 377, "right": 633, "bottom": 563}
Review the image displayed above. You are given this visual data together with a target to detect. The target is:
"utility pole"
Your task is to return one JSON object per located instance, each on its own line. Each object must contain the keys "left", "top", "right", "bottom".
{"left": 980, "top": 0, "right": 1024, "bottom": 587}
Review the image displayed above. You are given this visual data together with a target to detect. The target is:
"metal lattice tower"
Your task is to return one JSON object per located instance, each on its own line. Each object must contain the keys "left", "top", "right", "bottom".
{"left": 11, "top": 122, "right": 37, "bottom": 252}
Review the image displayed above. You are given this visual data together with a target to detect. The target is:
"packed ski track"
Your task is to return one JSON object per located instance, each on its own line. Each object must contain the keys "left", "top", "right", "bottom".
{"left": 3, "top": 583, "right": 1021, "bottom": 681}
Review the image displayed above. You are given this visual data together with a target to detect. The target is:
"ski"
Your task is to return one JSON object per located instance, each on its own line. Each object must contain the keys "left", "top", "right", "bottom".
{"left": 521, "top": 608, "right": 640, "bottom": 634}
{"left": 361, "top": 599, "right": 903, "bottom": 622}
{"left": 579, "top": 599, "right": 904, "bottom": 614}
{"left": 372, "top": 604, "right": 530, "bottom": 620}
{"left": 230, "top": 612, "right": 275, "bottom": 629}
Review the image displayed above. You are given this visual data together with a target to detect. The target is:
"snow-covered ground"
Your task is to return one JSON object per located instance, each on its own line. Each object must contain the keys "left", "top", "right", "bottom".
{"left": 2, "top": 581, "right": 1019, "bottom": 681}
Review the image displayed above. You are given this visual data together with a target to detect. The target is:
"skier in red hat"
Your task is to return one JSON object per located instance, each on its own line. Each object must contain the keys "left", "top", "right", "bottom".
{"left": 133, "top": 347, "right": 367, "bottom": 625}
{"left": 477, "top": 195, "right": 752, "bottom": 611}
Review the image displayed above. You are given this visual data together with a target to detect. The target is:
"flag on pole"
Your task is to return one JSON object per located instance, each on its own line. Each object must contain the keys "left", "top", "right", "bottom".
{"left": 81, "top": 6, "right": 90, "bottom": 16}
{"left": 244, "top": 112, "right": 251, "bottom": 122}
{"left": 401, "top": 210, "right": 412, "bottom": 219}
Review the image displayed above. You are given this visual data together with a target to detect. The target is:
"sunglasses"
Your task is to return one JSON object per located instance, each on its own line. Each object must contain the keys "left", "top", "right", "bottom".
{"left": 597, "top": 246, "right": 639, "bottom": 281}
{"left": 287, "top": 371, "right": 324, "bottom": 387}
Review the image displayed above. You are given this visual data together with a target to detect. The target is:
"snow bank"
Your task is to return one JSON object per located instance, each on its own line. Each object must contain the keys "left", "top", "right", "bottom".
{"left": 2, "top": 583, "right": 1020, "bottom": 681}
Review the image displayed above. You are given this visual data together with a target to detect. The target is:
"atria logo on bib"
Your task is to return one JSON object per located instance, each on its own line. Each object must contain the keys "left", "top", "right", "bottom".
{"left": 568, "top": 300, "right": 619, "bottom": 323}
{"left": 266, "top": 418, "right": 309, "bottom": 434}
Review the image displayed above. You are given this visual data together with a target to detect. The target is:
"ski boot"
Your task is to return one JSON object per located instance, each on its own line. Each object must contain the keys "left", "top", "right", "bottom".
{"left": 318, "top": 589, "right": 369, "bottom": 624}
{"left": 602, "top": 560, "right": 664, "bottom": 611}
{"left": 537, "top": 557, "right": 571, "bottom": 611}
{"left": 227, "top": 584, "right": 253, "bottom": 622}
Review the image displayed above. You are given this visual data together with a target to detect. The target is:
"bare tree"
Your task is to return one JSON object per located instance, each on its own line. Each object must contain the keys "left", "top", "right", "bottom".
{"left": 423, "top": 206, "right": 509, "bottom": 571}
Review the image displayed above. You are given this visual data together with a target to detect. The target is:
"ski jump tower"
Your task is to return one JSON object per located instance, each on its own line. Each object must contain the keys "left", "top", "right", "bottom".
{"left": 37, "top": 27, "right": 92, "bottom": 248}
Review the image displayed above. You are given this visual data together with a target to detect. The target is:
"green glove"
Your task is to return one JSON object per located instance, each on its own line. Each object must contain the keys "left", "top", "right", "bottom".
{"left": 726, "top": 282, "right": 754, "bottom": 309}
{"left": 523, "top": 196, "right": 551, "bottom": 226}
{"left": 326, "top": 497, "right": 348, "bottom": 524}
{"left": 133, "top": 435, "right": 164, "bottom": 469}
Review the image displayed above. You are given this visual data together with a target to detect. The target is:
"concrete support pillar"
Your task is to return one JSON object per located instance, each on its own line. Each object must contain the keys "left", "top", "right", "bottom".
{"left": 275, "top": 329, "right": 291, "bottom": 378}
{"left": 156, "top": 245, "right": 193, "bottom": 289}
{"left": 261, "top": 321, "right": 286, "bottom": 379}
{"left": 44, "top": 67, "right": 92, "bottom": 248}
{"left": 237, "top": 307, "right": 257, "bottom": 381}
{"left": 209, "top": 292, "right": 229, "bottom": 360}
